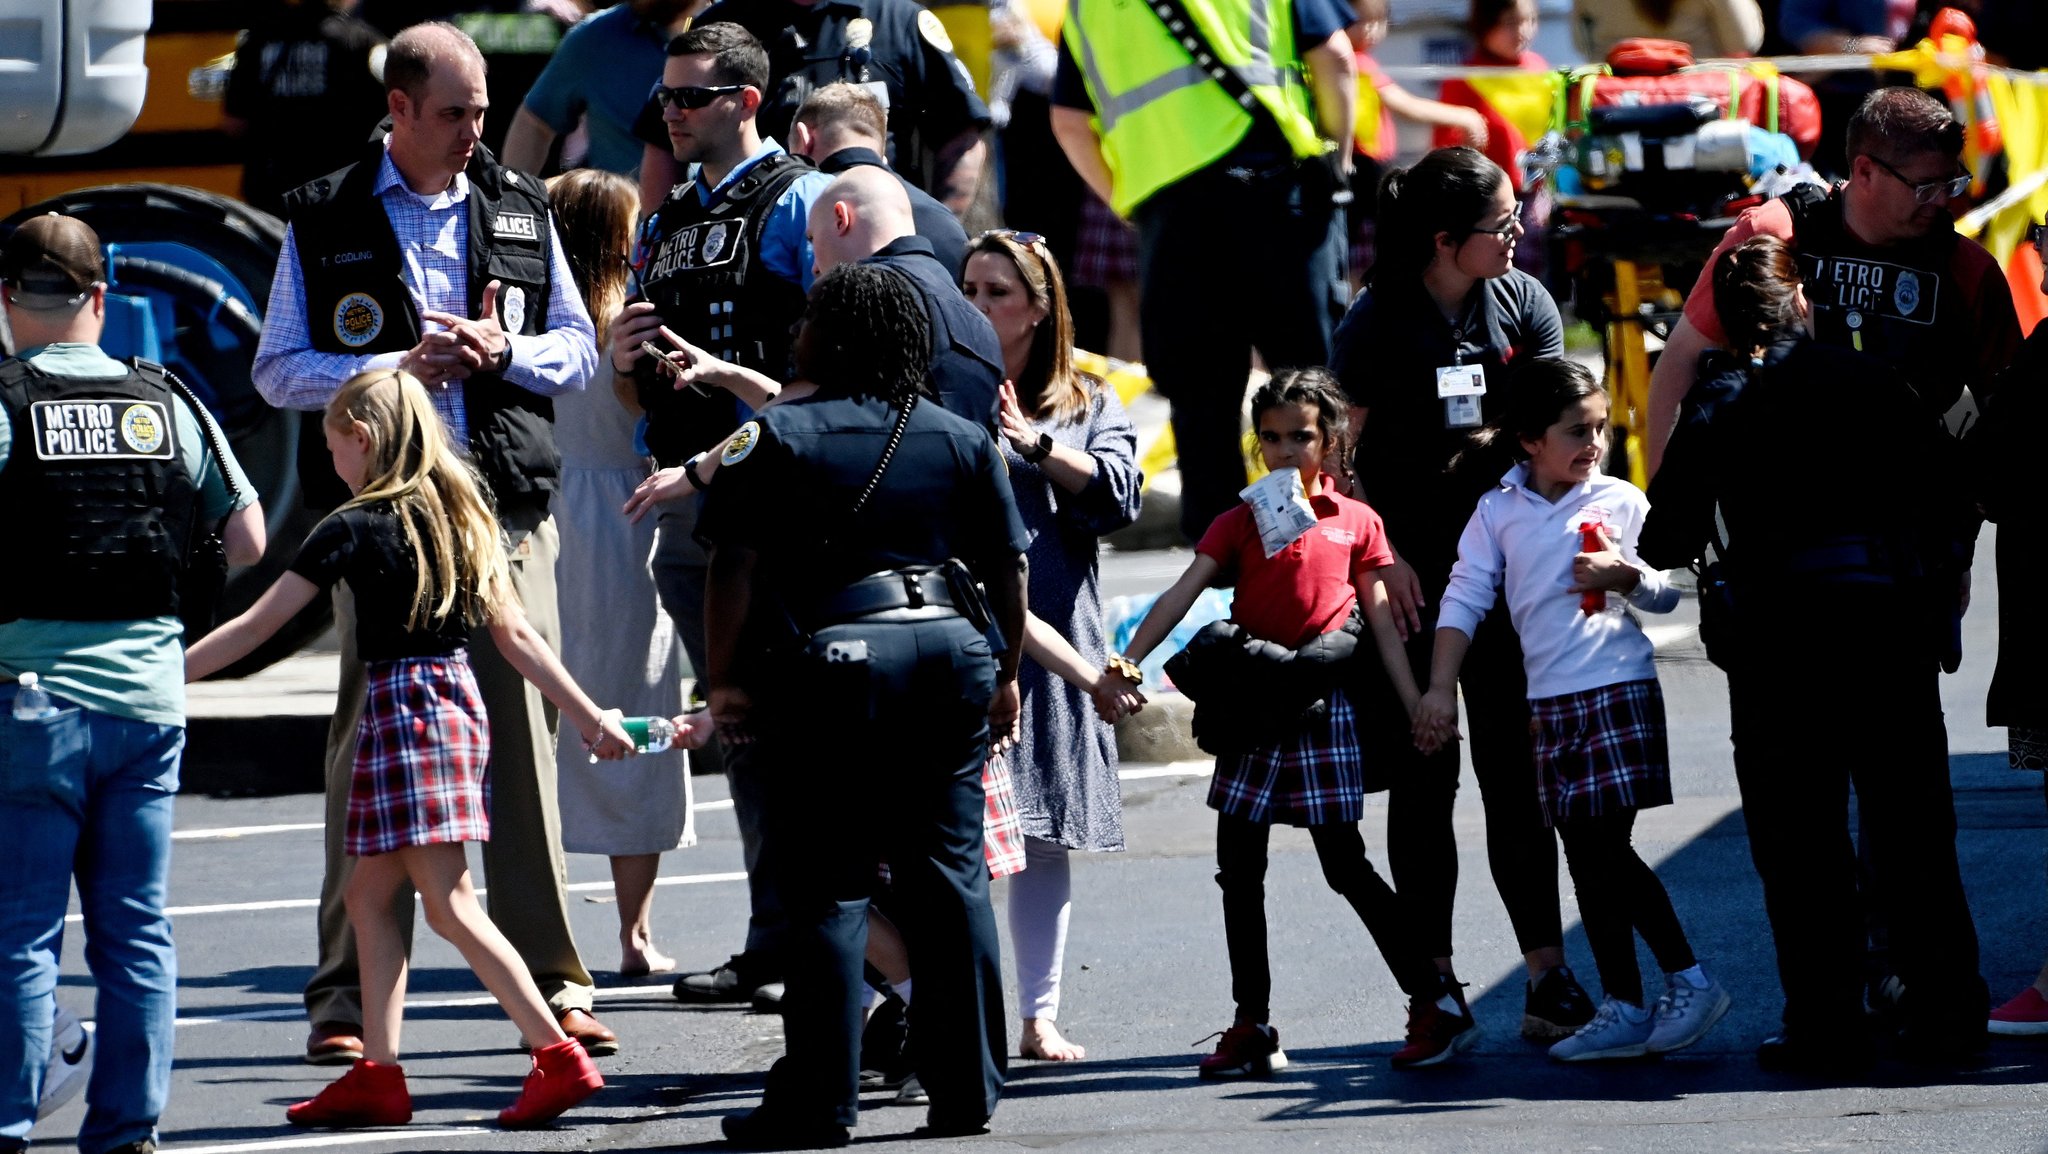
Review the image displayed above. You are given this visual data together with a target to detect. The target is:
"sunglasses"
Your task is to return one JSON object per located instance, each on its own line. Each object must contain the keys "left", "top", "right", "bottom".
{"left": 1868, "top": 154, "right": 1971, "bottom": 205}
{"left": 2029, "top": 222, "right": 2048, "bottom": 248}
{"left": 979, "top": 228, "right": 1048, "bottom": 250}
{"left": 654, "top": 83, "right": 746, "bottom": 110}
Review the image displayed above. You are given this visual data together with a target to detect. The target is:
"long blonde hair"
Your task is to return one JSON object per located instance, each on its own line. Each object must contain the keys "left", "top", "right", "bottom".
{"left": 966, "top": 229, "right": 1092, "bottom": 426}
{"left": 326, "top": 370, "right": 512, "bottom": 629}
{"left": 545, "top": 168, "right": 639, "bottom": 349}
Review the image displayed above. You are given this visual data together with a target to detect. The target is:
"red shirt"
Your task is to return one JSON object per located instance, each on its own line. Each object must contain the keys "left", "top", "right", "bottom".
{"left": 1194, "top": 480, "right": 1395, "bottom": 648}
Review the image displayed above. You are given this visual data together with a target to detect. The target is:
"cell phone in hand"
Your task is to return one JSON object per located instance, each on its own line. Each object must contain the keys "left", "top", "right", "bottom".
{"left": 641, "top": 339, "right": 711, "bottom": 396}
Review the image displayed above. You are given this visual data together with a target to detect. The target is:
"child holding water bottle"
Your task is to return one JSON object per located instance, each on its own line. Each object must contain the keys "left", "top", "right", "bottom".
{"left": 185, "top": 370, "right": 660, "bottom": 1128}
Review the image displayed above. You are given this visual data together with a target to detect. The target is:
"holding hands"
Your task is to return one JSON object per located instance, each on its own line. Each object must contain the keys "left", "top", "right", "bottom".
{"left": 1411, "top": 685, "right": 1461, "bottom": 756}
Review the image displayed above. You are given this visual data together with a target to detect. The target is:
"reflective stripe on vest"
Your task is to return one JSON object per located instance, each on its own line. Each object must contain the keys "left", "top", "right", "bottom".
{"left": 1064, "top": 0, "right": 1324, "bottom": 216}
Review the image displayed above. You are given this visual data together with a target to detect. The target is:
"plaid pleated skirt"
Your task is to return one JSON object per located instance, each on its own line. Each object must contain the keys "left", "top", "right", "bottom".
{"left": 1529, "top": 678, "right": 1673, "bottom": 827}
{"left": 983, "top": 749, "right": 1027, "bottom": 880}
{"left": 347, "top": 653, "right": 492, "bottom": 856}
{"left": 1209, "top": 689, "right": 1365, "bottom": 827}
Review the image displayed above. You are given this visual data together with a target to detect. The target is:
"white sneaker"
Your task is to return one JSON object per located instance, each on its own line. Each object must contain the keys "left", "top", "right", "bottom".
{"left": 1646, "top": 969, "right": 1732, "bottom": 1055}
{"left": 1548, "top": 996, "right": 1654, "bottom": 1062}
{"left": 892, "top": 1074, "right": 929, "bottom": 1106}
{"left": 38, "top": 1007, "right": 91, "bottom": 1120}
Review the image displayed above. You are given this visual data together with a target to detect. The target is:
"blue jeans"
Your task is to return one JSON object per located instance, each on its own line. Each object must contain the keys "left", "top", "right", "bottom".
{"left": 0, "top": 684, "right": 180, "bottom": 1153}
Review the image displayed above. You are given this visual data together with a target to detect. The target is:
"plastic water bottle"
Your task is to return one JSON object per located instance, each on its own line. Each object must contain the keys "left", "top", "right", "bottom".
{"left": 620, "top": 715, "right": 676, "bottom": 754}
{"left": 13, "top": 672, "right": 56, "bottom": 720}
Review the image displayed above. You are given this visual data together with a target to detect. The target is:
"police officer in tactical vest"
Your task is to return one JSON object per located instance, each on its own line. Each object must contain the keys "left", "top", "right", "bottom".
{"left": 2, "top": 212, "right": 265, "bottom": 1154}
{"left": 1647, "top": 86, "right": 2022, "bottom": 477}
{"left": 251, "top": 21, "right": 614, "bottom": 1063}
{"left": 608, "top": 20, "right": 832, "bottom": 1012}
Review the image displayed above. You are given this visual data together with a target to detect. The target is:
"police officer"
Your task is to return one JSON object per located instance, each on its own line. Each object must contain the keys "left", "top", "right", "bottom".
{"left": 1646, "top": 86, "right": 2021, "bottom": 478}
{"left": 1642, "top": 234, "right": 1988, "bottom": 1074}
{"left": 792, "top": 82, "right": 969, "bottom": 277}
{"left": 700, "top": 263, "right": 1026, "bottom": 1148}
{"left": 250, "top": 21, "right": 616, "bottom": 1062}
{"left": 608, "top": 21, "right": 833, "bottom": 1013}
{"left": 632, "top": 0, "right": 991, "bottom": 212}
{"left": 1050, "top": 0, "right": 1358, "bottom": 541}
{"left": 813, "top": 166, "right": 1002, "bottom": 425}
{"left": 1, "top": 213, "right": 265, "bottom": 1154}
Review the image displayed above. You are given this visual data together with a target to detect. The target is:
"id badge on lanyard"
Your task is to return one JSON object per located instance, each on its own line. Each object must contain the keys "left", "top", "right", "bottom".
{"left": 1437, "top": 363, "right": 1485, "bottom": 429}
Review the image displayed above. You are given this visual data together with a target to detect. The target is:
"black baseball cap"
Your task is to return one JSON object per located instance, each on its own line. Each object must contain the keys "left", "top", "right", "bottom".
{"left": 2, "top": 213, "right": 105, "bottom": 310}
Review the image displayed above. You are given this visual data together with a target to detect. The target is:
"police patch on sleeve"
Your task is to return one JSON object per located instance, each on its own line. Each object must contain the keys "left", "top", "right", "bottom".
{"left": 333, "top": 292, "right": 384, "bottom": 347}
{"left": 30, "top": 399, "right": 175, "bottom": 460}
{"left": 721, "top": 420, "right": 763, "bottom": 466}
{"left": 918, "top": 8, "right": 953, "bottom": 52}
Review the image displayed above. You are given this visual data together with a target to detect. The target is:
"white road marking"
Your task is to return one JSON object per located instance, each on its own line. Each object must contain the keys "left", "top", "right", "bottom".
{"left": 167, "top": 1127, "right": 494, "bottom": 1153}
{"left": 1116, "top": 763, "right": 1215, "bottom": 781}
{"left": 174, "top": 982, "right": 688, "bottom": 1028}
{"left": 173, "top": 823, "right": 326, "bottom": 841}
{"left": 66, "top": 871, "right": 749, "bottom": 924}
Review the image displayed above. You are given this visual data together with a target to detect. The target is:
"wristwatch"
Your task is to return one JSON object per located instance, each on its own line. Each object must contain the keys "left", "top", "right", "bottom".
{"left": 1021, "top": 432, "right": 1053, "bottom": 463}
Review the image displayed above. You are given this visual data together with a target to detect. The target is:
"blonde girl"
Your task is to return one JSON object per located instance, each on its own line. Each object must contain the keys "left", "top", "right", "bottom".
{"left": 186, "top": 370, "right": 633, "bottom": 1130}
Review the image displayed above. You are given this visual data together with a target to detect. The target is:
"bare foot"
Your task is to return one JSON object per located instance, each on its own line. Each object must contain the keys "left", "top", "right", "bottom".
{"left": 619, "top": 943, "right": 677, "bottom": 978}
{"left": 1019, "top": 1018, "right": 1086, "bottom": 1061}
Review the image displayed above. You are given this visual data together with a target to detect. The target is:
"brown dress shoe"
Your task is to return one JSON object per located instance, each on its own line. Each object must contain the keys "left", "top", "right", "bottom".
{"left": 556, "top": 1008, "right": 619, "bottom": 1056}
{"left": 305, "top": 1021, "right": 366, "bottom": 1066}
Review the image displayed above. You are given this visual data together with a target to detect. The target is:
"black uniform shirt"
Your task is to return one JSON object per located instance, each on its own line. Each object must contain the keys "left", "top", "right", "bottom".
{"left": 638, "top": 0, "right": 989, "bottom": 189}
{"left": 1329, "top": 268, "right": 1563, "bottom": 593}
{"left": 697, "top": 393, "right": 1031, "bottom": 594}
{"left": 861, "top": 235, "right": 1004, "bottom": 430}
{"left": 820, "top": 146, "right": 970, "bottom": 277}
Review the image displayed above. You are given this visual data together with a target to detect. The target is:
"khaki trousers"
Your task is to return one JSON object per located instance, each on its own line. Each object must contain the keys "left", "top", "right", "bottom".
{"left": 302, "top": 518, "right": 595, "bottom": 1025}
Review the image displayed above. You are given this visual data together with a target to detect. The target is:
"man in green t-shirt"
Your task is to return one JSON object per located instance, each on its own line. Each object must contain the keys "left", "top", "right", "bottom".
{"left": 0, "top": 214, "right": 264, "bottom": 1154}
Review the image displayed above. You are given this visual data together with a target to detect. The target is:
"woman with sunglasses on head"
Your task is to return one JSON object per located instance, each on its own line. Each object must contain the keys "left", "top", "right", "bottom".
{"left": 960, "top": 228, "right": 1142, "bottom": 1063}
{"left": 1327, "top": 146, "right": 1593, "bottom": 1052}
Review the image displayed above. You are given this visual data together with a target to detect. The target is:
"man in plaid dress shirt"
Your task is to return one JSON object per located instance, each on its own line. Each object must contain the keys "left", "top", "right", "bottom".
{"left": 252, "top": 21, "right": 613, "bottom": 1062}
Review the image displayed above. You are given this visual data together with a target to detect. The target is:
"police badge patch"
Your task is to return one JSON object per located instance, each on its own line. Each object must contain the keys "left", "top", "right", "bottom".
{"left": 29, "top": 399, "right": 174, "bottom": 460}
{"left": 1893, "top": 270, "right": 1922, "bottom": 317}
{"left": 502, "top": 285, "right": 527, "bottom": 333}
{"left": 702, "top": 222, "right": 730, "bottom": 263}
{"left": 917, "top": 8, "right": 953, "bottom": 51}
{"left": 334, "top": 292, "right": 384, "bottom": 347}
{"left": 722, "top": 420, "right": 762, "bottom": 465}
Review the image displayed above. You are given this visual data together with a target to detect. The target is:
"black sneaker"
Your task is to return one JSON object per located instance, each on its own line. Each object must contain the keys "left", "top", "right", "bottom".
{"left": 1523, "top": 966, "right": 1596, "bottom": 1041}
{"left": 674, "top": 953, "right": 778, "bottom": 1004}
{"left": 1756, "top": 1029, "right": 1875, "bottom": 1077}
{"left": 859, "top": 995, "right": 914, "bottom": 1090}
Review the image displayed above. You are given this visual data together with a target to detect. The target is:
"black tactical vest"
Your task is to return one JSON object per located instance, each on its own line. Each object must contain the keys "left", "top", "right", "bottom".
{"left": 636, "top": 150, "right": 812, "bottom": 466}
{"left": 284, "top": 141, "right": 562, "bottom": 527}
{"left": 1780, "top": 182, "right": 1971, "bottom": 417}
{"left": 0, "top": 357, "right": 200, "bottom": 623}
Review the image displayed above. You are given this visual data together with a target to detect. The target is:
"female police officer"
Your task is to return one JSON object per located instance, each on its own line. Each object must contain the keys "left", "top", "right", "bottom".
{"left": 695, "top": 262, "right": 1029, "bottom": 1147}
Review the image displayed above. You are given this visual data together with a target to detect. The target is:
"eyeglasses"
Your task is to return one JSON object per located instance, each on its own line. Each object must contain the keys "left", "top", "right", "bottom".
{"left": 1868, "top": 154, "right": 1971, "bottom": 205}
{"left": 1462, "top": 215, "right": 1522, "bottom": 245}
{"left": 654, "top": 83, "right": 746, "bottom": 110}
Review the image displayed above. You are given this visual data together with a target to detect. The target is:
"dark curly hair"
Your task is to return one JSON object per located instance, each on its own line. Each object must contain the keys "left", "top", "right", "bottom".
{"left": 1711, "top": 235, "right": 1805, "bottom": 361}
{"left": 1251, "top": 366, "right": 1351, "bottom": 466}
{"left": 796, "top": 263, "right": 933, "bottom": 404}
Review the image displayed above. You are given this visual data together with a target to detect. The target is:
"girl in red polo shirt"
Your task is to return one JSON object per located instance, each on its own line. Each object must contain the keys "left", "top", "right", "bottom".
{"left": 1117, "top": 369, "right": 1477, "bottom": 1079}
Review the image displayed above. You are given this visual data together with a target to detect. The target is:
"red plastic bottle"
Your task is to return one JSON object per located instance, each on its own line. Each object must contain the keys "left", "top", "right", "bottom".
{"left": 1579, "top": 522, "right": 1605, "bottom": 615}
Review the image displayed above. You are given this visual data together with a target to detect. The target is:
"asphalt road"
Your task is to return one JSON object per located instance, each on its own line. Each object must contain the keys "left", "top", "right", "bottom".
{"left": 26, "top": 530, "right": 2048, "bottom": 1154}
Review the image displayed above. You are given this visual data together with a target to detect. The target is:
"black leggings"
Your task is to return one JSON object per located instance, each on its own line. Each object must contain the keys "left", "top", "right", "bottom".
{"left": 1215, "top": 812, "right": 1440, "bottom": 1024}
{"left": 1380, "top": 612, "right": 1564, "bottom": 960}
{"left": 1555, "top": 810, "right": 1695, "bottom": 1008}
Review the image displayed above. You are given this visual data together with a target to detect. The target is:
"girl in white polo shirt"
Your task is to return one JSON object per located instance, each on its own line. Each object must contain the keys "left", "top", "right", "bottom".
{"left": 1412, "top": 358, "right": 1731, "bottom": 1062}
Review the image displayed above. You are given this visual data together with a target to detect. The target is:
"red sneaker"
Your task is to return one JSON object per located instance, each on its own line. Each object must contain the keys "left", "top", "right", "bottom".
{"left": 286, "top": 1059, "right": 411, "bottom": 1127}
{"left": 1195, "top": 1023, "right": 1287, "bottom": 1079}
{"left": 1390, "top": 998, "right": 1478, "bottom": 1069}
{"left": 499, "top": 1038, "right": 604, "bottom": 1128}
{"left": 1989, "top": 987, "right": 2048, "bottom": 1036}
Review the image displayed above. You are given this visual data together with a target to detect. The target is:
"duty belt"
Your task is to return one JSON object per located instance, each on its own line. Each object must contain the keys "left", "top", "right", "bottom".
{"left": 816, "top": 568, "right": 960, "bottom": 623}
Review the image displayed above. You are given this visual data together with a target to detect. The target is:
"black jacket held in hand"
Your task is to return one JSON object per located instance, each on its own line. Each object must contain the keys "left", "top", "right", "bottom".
{"left": 1166, "top": 607, "right": 1365, "bottom": 756}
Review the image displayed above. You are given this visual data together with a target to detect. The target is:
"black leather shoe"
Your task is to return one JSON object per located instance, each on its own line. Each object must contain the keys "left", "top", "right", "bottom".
{"left": 720, "top": 1108, "right": 849, "bottom": 1150}
{"left": 1756, "top": 1030, "right": 1874, "bottom": 1077}
{"left": 915, "top": 1112, "right": 990, "bottom": 1139}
